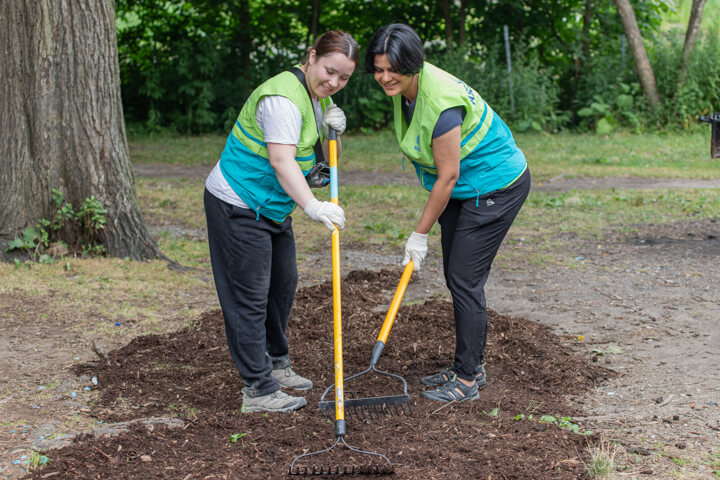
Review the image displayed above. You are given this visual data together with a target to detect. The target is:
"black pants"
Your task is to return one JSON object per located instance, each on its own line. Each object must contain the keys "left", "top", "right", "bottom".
{"left": 204, "top": 189, "right": 298, "bottom": 397}
{"left": 438, "top": 168, "right": 531, "bottom": 381}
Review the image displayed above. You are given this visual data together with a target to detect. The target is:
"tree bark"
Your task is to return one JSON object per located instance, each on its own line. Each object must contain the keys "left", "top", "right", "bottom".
{"left": 442, "top": 0, "right": 453, "bottom": 51}
{"left": 613, "top": 0, "right": 661, "bottom": 106}
{"left": 680, "top": 0, "right": 707, "bottom": 78}
{"left": 458, "top": 0, "right": 467, "bottom": 47}
{"left": 308, "top": 0, "right": 320, "bottom": 47}
{"left": 0, "top": 0, "right": 162, "bottom": 260}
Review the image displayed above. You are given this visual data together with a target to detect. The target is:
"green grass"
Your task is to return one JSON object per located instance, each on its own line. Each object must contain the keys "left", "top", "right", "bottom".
{"left": 128, "top": 133, "right": 226, "bottom": 165}
{"left": 126, "top": 130, "right": 720, "bottom": 267}
{"left": 515, "top": 130, "right": 718, "bottom": 182}
{"left": 128, "top": 129, "right": 718, "bottom": 182}
{"left": 518, "top": 189, "right": 720, "bottom": 236}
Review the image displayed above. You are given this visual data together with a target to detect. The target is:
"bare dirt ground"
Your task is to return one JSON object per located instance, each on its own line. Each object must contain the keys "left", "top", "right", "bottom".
{"left": 0, "top": 166, "right": 718, "bottom": 478}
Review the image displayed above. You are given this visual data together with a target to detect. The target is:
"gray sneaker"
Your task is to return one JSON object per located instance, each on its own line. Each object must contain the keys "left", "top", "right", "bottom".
{"left": 242, "top": 390, "right": 307, "bottom": 413}
{"left": 271, "top": 366, "right": 313, "bottom": 391}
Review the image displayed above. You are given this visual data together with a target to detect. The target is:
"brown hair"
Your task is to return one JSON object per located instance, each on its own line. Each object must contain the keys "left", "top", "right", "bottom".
{"left": 309, "top": 30, "right": 359, "bottom": 66}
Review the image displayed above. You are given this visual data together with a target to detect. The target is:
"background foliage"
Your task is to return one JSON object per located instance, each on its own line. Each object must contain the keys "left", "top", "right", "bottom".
{"left": 116, "top": 0, "right": 720, "bottom": 134}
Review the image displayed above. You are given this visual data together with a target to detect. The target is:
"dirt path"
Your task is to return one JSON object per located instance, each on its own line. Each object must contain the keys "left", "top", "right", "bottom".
{"left": 1, "top": 166, "right": 718, "bottom": 478}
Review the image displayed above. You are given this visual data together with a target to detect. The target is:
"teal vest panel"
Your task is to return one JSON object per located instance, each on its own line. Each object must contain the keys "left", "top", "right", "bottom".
{"left": 395, "top": 63, "right": 527, "bottom": 200}
{"left": 413, "top": 111, "right": 527, "bottom": 200}
{"left": 219, "top": 71, "right": 330, "bottom": 223}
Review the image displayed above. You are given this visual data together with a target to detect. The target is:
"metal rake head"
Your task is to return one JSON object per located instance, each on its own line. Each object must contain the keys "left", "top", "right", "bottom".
{"left": 318, "top": 394, "right": 412, "bottom": 421}
{"left": 289, "top": 436, "right": 394, "bottom": 476}
{"left": 289, "top": 463, "right": 394, "bottom": 475}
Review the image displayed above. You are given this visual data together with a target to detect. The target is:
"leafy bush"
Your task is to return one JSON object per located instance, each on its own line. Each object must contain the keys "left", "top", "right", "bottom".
{"left": 648, "top": 28, "right": 720, "bottom": 129}
{"left": 430, "top": 44, "right": 564, "bottom": 133}
{"left": 5, "top": 189, "right": 108, "bottom": 261}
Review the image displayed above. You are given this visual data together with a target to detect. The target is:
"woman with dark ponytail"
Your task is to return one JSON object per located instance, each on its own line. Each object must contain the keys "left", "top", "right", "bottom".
{"left": 365, "top": 24, "right": 531, "bottom": 404}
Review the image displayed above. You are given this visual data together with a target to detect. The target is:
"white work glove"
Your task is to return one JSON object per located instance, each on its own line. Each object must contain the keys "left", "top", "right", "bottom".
{"left": 304, "top": 198, "right": 345, "bottom": 231}
{"left": 322, "top": 104, "right": 346, "bottom": 137}
{"left": 403, "top": 232, "right": 428, "bottom": 271}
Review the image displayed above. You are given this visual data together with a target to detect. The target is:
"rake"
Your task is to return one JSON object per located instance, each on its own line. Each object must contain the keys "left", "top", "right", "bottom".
{"left": 319, "top": 261, "right": 414, "bottom": 421}
{"left": 290, "top": 129, "right": 393, "bottom": 476}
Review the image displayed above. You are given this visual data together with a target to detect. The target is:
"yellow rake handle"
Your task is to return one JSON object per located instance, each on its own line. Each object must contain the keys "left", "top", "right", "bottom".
{"left": 376, "top": 261, "right": 413, "bottom": 344}
{"left": 328, "top": 129, "right": 345, "bottom": 426}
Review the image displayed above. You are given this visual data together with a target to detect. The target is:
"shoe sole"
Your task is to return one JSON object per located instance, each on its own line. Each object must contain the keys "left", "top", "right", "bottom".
{"left": 420, "top": 373, "right": 487, "bottom": 387}
{"left": 277, "top": 382, "right": 313, "bottom": 392}
{"left": 420, "top": 391, "right": 480, "bottom": 403}
{"left": 242, "top": 398, "right": 307, "bottom": 413}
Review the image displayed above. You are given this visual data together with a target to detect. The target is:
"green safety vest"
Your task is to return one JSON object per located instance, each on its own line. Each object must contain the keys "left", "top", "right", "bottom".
{"left": 392, "top": 62, "right": 526, "bottom": 199}
{"left": 219, "top": 70, "right": 333, "bottom": 222}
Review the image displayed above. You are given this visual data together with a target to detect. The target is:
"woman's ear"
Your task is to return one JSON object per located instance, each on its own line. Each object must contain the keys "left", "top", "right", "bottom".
{"left": 307, "top": 49, "right": 316, "bottom": 65}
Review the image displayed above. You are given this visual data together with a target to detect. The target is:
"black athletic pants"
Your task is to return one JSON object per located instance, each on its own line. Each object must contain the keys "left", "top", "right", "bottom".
{"left": 204, "top": 189, "right": 298, "bottom": 397}
{"left": 438, "top": 168, "right": 531, "bottom": 381}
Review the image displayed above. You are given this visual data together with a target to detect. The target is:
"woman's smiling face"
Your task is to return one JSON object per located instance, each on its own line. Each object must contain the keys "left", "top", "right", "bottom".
{"left": 305, "top": 50, "right": 355, "bottom": 99}
{"left": 372, "top": 54, "right": 416, "bottom": 99}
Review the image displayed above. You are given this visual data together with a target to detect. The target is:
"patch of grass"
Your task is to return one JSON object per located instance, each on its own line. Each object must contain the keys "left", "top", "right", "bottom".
{"left": 128, "top": 133, "right": 226, "bottom": 165}
{"left": 0, "top": 257, "right": 214, "bottom": 344}
{"left": 585, "top": 437, "right": 618, "bottom": 479}
{"left": 136, "top": 178, "right": 206, "bottom": 230}
{"left": 129, "top": 130, "right": 719, "bottom": 181}
{"left": 341, "top": 133, "right": 406, "bottom": 172}
{"left": 26, "top": 450, "right": 50, "bottom": 471}
{"left": 516, "top": 189, "right": 720, "bottom": 237}
{"left": 515, "top": 129, "right": 718, "bottom": 182}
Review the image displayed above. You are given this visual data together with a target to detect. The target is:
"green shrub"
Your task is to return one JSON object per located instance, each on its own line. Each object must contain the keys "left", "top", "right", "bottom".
{"left": 649, "top": 28, "right": 720, "bottom": 129}
{"left": 5, "top": 189, "right": 108, "bottom": 261}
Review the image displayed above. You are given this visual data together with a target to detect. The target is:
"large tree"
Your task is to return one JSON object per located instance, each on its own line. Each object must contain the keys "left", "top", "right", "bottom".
{"left": 680, "top": 0, "right": 708, "bottom": 78}
{"left": 0, "top": 0, "right": 162, "bottom": 260}
{"left": 613, "top": 0, "right": 661, "bottom": 107}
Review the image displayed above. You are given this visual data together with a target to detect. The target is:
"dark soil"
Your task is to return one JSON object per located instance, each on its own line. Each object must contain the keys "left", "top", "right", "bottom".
{"left": 27, "top": 268, "right": 611, "bottom": 479}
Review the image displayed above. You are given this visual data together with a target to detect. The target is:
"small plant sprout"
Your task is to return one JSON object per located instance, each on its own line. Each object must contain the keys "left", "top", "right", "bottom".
{"left": 229, "top": 433, "right": 248, "bottom": 445}
{"left": 484, "top": 401, "right": 501, "bottom": 417}
{"left": 27, "top": 450, "right": 50, "bottom": 471}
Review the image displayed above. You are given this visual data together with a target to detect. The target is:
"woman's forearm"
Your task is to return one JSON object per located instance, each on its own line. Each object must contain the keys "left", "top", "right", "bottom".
{"left": 414, "top": 126, "right": 461, "bottom": 234}
{"left": 268, "top": 143, "right": 315, "bottom": 209}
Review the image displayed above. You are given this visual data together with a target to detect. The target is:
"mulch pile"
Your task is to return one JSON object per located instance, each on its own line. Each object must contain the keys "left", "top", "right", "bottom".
{"left": 28, "top": 269, "right": 612, "bottom": 479}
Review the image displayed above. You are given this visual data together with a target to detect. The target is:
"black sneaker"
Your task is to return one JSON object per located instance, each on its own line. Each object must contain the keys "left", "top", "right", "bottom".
{"left": 420, "top": 375, "right": 479, "bottom": 403}
{"left": 420, "top": 364, "right": 486, "bottom": 387}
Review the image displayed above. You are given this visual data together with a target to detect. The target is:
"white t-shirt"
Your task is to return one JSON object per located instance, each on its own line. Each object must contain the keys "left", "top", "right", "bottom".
{"left": 206, "top": 95, "right": 323, "bottom": 208}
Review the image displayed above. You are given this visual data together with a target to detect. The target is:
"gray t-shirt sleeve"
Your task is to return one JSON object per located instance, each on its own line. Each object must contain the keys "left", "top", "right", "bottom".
{"left": 432, "top": 106, "right": 466, "bottom": 138}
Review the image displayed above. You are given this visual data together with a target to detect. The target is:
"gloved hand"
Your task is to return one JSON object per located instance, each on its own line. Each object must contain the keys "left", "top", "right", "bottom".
{"left": 304, "top": 198, "right": 345, "bottom": 231}
{"left": 403, "top": 231, "right": 428, "bottom": 271}
{"left": 322, "top": 104, "right": 346, "bottom": 137}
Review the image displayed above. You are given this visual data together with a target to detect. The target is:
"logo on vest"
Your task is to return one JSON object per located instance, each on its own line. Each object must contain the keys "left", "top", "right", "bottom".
{"left": 486, "top": 198, "right": 495, "bottom": 207}
{"left": 414, "top": 135, "right": 421, "bottom": 152}
{"left": 456, "top": 80, "right": 476, "bottom": 105}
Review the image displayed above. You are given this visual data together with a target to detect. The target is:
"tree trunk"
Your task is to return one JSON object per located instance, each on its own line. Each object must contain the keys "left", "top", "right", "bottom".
{"left": 442, "top": 0, "right": 453, "bottom": 51}
{"left": 308, "top": 0, "right": 320, "bottom": 47}
{"left": 680, "top": 0, "right": 707, "bottom": 78}
{"left": 458, "top": 0, "right": 467, "bottom": 47}
{"left": 0, "top": 0, "right": 162, "bottom": 260}
{"left": 574, "top": 0, "right": 594, "bottom": 94}
{"left": 613, "top": 0, "right": 661, "bottom": 106}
